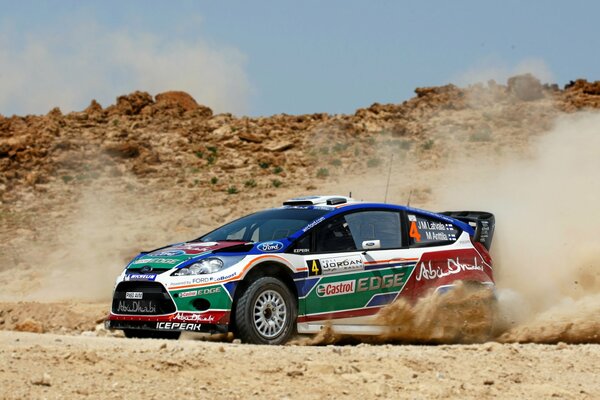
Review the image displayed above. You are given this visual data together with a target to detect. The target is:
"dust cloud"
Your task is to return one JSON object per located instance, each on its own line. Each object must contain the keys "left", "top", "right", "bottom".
{"left": 322, "top": 111, "right": 600, "bottom": 344}
{"left": 0, "top": 178, "right": 208, "bottom": 302}
{"left": 434, "top": 112, "right": 600, "bottom": 342}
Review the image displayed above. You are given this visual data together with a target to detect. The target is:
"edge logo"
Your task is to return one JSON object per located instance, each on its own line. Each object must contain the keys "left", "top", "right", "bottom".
{"left": 257, "top": 241, "right": 284, "bottom": 252}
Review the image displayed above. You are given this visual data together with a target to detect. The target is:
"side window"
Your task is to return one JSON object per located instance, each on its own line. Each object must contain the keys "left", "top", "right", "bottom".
{"left": 313, "top": 211, "right": 402, "bottom": 253}
{"left": 314, "top": 215, "right": 357, "bottom": 253}
{"left": 407, "top": 213, "right": 460, "bottom": 246}
{"left": 345, "top": 211, "right": 402, "bottom": 249}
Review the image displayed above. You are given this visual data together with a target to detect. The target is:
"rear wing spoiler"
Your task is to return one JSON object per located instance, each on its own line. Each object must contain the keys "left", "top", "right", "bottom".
{"left": 440, "top": 211, "right": 495, "bottom": 250}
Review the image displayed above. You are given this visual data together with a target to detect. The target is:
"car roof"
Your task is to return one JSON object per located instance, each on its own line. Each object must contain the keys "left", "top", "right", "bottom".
{"left": 278, "top": 197, "right": 474, "bottom": 235}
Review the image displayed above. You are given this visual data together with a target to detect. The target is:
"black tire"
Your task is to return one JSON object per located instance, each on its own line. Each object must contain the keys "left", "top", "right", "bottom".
{"left": 123, "top": 329, "right": 181, "bottom": 340}
{"left": 234, "top": 276, "right": 297, "bottom": 345}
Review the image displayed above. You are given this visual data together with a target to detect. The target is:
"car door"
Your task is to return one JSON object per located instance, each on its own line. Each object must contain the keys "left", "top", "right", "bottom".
{"left": 343, "top": 210, "right": 416, "bottom": 317}
{"left": 302, "top": 209, "right": 415, "bottom": 325}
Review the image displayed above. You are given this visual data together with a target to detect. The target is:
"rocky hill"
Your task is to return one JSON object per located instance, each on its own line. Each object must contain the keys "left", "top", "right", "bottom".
{"left": 2, "top": 74, "right": 600, "bottom": 210}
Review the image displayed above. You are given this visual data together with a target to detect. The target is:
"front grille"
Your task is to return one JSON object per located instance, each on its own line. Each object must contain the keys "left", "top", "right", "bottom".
{"left": 111, "top": 281, "right": 176, "bottom": 315}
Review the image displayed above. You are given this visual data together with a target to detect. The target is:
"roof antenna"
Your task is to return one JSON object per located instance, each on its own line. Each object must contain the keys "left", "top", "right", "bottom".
{"left": 407, "top": 189, "right": 413, "bottom": 207}
{"left": 348, "top": 191, "right": 352, "bottom": 198}
{"left": 383, "top": 153, "right": 394, "bottom": 203}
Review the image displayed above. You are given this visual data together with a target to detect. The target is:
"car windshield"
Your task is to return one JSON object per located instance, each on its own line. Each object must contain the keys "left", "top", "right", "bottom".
{"left": 196, "top": 208, "right": 329, "bottom": 243}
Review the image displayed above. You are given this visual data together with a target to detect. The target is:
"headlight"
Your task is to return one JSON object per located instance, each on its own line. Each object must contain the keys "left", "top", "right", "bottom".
{"left": 172, "top": 256, "right": 245, "bottom": 276}
{"left": 172, "top": 258, "right": 224, "bottom": 276}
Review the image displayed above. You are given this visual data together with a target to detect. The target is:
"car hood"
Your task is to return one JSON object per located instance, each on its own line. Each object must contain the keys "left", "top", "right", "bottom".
{"left": 126, "top": 241, "right": 250, "bottom": 271}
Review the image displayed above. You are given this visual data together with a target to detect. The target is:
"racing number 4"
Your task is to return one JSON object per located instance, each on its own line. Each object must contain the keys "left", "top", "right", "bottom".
{"left": 307, "top": 260, "right": 322, "bottom": 276}
{"left": 409, "top": 221, "right": 421, "bottom": 242}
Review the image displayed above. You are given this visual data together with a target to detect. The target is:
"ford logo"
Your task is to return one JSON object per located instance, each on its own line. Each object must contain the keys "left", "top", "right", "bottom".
{"left": 257, "top": 241, "right": 284, "bottom": 252}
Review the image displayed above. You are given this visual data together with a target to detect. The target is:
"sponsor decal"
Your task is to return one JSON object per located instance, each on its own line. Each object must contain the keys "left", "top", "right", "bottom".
{"left": 171, "top": 312, "right": 216, "bottom": 323}
{"left": 316, "top": 280, "right": 355, "bottom": 297}
{"left": 302, "top": 216, "right": 326, "bottom": 232}
{"left": 149, "top": 250, "right": 185, "bottom": 257}
{"left": 320, "top": 256, "right": 364, "bottom": 274}
{"left": 257, "top": 241, "right": 284, "bottom": 252}
{"left": 214, "top": 272, "right": 235, "bottom": 281}
{"left": 293, "top": 248, "right": 310, "bottom": 253}
{"left": 306, "top": 256, "right": 364, "bottom": 276}
{"left": 198, "top": 286, "right": 221, "bottom": 295}
{"left": 193, "top": 277, "right": 213, "bottom": 284}
{"left": 356, "top": 272, "right": 406, "bottom": 292}
{"left": 125, "top": 273, "right": 157, "bottom": 281}
{"left": 132, "top": 258, "right": 179, "bottom": 265}
{"left": 117, "top": 300, "right": 156, "bottom": 313}
{"left": 125, "top": 291, "right": 143, "bottom": 300}
{"left": 178, "top": 287, "right": 220, "bottom": 297}
{"left": 415, "top": 257, "right": 484, "bottom": 281}
{"left": 156, "top": 322, "right": 203, "bottom": 331}
{"left": 169, "top": 276, "right": 214, "bottom": 287}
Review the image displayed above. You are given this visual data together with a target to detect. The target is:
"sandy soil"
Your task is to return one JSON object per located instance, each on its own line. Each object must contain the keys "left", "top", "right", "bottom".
{"left": 1, "top": 331, "right": 598, "bottom": 400}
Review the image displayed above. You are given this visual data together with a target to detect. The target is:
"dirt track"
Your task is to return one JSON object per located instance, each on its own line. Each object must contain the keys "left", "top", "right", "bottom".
{"left": 1, "top": 331, "right": 598, "bottom": 400}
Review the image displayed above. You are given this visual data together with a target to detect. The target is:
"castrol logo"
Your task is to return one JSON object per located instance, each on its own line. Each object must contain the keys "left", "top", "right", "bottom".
{"left": 316, "top": 280, "right": 355, "bottom": 297}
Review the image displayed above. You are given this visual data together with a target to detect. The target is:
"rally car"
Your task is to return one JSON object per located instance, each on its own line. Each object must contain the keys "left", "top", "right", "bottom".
{"left": 106, "top": 195, "right": 495, "bottom": 344}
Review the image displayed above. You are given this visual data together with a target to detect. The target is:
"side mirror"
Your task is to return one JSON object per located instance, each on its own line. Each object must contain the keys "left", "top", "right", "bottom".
{"left": 361, "top": 239, "right": 381, "bottom": 250}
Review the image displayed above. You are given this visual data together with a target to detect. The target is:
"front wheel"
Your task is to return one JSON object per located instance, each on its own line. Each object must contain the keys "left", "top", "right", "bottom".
{"left": 234, "top": 276, "right": 297, "bottom": 345}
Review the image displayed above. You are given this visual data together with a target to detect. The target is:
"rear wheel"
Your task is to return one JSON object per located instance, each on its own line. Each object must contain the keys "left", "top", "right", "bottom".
{"left": 234, "top": 276, "right": 297, "bottom": 345}
{"left": 123, "top": 329, "right": 181, "bottom": 340}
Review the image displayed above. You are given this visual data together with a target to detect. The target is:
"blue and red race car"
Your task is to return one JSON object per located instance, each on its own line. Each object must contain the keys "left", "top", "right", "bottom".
{"left": 107, "top": 195, "right": 495, "bottom": 344}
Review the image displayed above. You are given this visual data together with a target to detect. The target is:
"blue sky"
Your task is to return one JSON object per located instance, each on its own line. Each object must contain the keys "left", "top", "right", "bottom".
{"left": 1, "top": 1, "right": 599, "bottom": 116}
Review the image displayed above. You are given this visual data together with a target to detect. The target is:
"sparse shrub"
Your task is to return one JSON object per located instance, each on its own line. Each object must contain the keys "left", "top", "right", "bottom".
{"left": 316, "top": 168, "right": 329, "bottom": 178}
{"left": 273, "top": 166, "right": 283, "bottom": 174}
{"left": 259, "top": 161, "right": 270, "bottom": 169}
{"left": 227, "top": 186, "right": 238, "bottom": 194}
{"left": 422, "top": 139, "right": 434, "bottom": 150}
{"left": 195, "top": 151, "right": 204, "bottom": 159}
{"left": 194, "top": 179, "right": 200, "bottom": 186}
{"left": 207, "top": 154, "right": 216, "bottom": 164}
{"left": 399, "top": 140, "right": 412, "bottom": 150}
{"left": 210, "top": 177, "right": 218, "bottom": 185}
{"left": 61, "top": 175, "right": 73, "bottom": 183}
{"left": 367, "top": 158, "right": 381, "bottom": 168}
{"left": 207, "top": 146, "right": 218, "bottom": 154}
{"left": 330, "top": 159, "right": 342, "bottom": 167}
{"left": 319, "top": 147, "right": 330, "bottom": 155}
{"left": 332, "top": 143, "right": 349, "bottom": 153}
{"left": 244, "top": 179, "right": 257, "bottom": 188}
{"left": 469, "top": 130, "right": 492, "bottom": 142}
{"left": 112, "top": 119, "right": 119, "bottom": 126}
{"left": 272, "top": 179, "right": 282, "bottom": 188}
{"left": 190, "top": 167, "right": 200, "bottom": 174}
{"left": 354, "top": 148, "right": 360, "bottom": 156}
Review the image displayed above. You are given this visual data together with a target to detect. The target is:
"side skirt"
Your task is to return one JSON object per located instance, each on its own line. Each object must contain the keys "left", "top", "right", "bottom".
{"left": 297, "top": 322, "right": 388, "bottom": 335}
